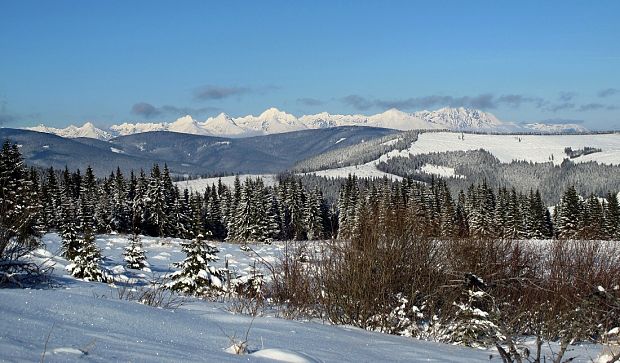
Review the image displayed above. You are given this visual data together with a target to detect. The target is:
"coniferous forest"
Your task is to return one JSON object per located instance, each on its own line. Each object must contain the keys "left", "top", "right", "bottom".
{"left": 3, "top": 139, "right": 620, "bottom": 250}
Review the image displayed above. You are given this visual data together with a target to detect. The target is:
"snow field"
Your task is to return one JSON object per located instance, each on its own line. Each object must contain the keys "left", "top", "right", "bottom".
{"left": 404, "top": 132, "right": 620, "bottom": 165}
{"left": 175, "top": 174, "right": 278, "bottom": 192}
{"left": 306, "top": 161, "right": 403, "bottom": 181}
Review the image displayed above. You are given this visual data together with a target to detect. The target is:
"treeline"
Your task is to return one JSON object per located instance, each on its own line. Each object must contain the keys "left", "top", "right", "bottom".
{"left": 337, "top": 175, "right": 620, "bottom": 241}
{"left": 1, "top": 143, "right": 333, "bottom": 246}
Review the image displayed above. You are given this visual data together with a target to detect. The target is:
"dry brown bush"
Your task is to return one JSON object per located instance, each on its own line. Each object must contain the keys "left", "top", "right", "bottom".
{"left": 268, "top": 223, "right": 620, "bottom": 354}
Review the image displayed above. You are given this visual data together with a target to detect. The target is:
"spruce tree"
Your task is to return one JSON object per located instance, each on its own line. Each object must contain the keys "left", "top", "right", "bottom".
{"left": 132, "top": 170, "right": 149, "bottom": 234}
{"left": 59, "top": 172, "right": 80, "bottom": 260}
{"left": 170, "top": 192, "right": 191, "bottom": 239}
{"left": 110, "top": 167, "right": 129, "bottom": 233}
{"left": 0, "top": 141, "right": 39, "bottom": 262}
{"left": 455, "top": 191, "right": 470, "bottom": 238}
{"left": 66, "top": 198, "right": 104, "bottom": 281}
{"left": 189, "top": 192, "right": 205, "bottom": 238}
{"left": 604, "top": 192, "right": 620, "bottom": 240}
{"left": 161, "top": 165, "right": 177, "bottom": 236}
{"left": 123, "top": 234, "right": 150, "bottom": 271}
{"left": 205, "top": 186, "right": 226, "bottom": 240}
{"left": 41, "top": 167, "right": 60, "bottom": 230}
{"left": 337, "top": 174, "right": 359, "bottom": 240}
{"left": 557, "top": 186, "right": 582, "bottom": 239}
{"left": 145, "top": 164, "right": 166, "bottom": 236}
{"left": 27, "top": 167, "right": 46, "bottom": 235}
{"left": 582, "top": 194, "right": 604, "bottom": 240}
{"left": 94, "top": 175, "right": 114, "bottom": 233}
{"left": 439, "top": 188, "right": 456, "bottom": 238}
{"left": 166, "top": 234, "right": 225, "bottom": 295}
{"left": 254, "top": 184, "right": 280, "bottom": 243}
{"left": 445, "top": 275, "right": 502, "bottom": 348}
{"left": 305, "top": 186, "right": 325, "bottom": 240}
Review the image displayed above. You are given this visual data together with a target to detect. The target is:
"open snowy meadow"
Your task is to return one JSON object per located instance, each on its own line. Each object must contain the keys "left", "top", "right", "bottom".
{"left": 0, "top": 234, "right": 608, "bottom": 362}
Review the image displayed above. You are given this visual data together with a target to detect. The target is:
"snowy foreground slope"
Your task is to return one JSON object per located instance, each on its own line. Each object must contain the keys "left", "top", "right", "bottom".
{"left": 0, "top": 234, "right": 604, "bottom": 362}
{"left": 0, "top": 234, "right": 485, "bottom": 362}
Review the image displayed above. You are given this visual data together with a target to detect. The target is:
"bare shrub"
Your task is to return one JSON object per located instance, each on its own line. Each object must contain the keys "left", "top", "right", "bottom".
{"left": 267, "top": 241, "right": 322, "bottom": 320}
{"left": 266, "top": 196, "right": 620, "bottom": 355}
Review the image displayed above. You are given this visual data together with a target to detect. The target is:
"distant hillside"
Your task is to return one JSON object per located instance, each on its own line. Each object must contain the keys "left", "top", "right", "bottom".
{"left": 0, "top": 126, "right": 396, "bottom": 176}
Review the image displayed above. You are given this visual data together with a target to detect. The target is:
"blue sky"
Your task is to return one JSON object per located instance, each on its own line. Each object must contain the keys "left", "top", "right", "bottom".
{"left": 1, "top": 0, "right": 619, "bottom": 129}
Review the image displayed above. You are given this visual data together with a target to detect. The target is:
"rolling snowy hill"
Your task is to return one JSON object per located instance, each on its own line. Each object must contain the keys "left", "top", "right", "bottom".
{"left": 403, "top": 132, "right": 620, "bottom": 165}
{"left": 21, "top": 106, "right": 553, "bottom": 140}
{"left": 299, "top": 131, "right": 620, "bottom": 182}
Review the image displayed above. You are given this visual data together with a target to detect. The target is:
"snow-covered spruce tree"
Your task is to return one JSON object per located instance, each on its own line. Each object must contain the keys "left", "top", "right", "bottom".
{"left": 439, "top": 188, "right": 457, "bottom": 238}
{"left": 465, "top": 184, "right": 484, "bottom": 238}
{"left": 204, "top": 186, "right": 225, "bottom": 240}
{"left": 305, "top": 186, "right": 325, "bottom": 240}
{"left": 228, "top": 179, "right": 255, "bottom": 243}
{"left": 337, "top": 174, "right": 359, "bottom": 239}
{"left": 60, "top": 178, "right": 80, "bottom": 260}
{"left": 581, "top": 194, "right": 604, "bottom": 240}
{"left": 228, "top": 178, "right": 279, "bottom": 244}
{"left": 256, "top": 185, "right": 280, "bottom": 243}
{"left": 455, "top": 191, "right": 470, "bottom": 238}
{"left": 444, "top": 275, "right": 503, "bottom": 348}
{"left": 407, "top": 183, "right": 431, "bottom": 236}
{"left": 604, "top": 191, "right": 620, "bottom": 240}
{"left": 0, "top": 141, "right": 39, "bottom": 268}
{"left": 123, "top": 234, "right": 150, "bottom": 271}
{"left": 506, "top": 188, "right": 524, "bottom": 239}
{"left": 170, "top": 194, "right": 191, "bottom": 239}
{"left": 528, "top": 189, "right": 553, "bottom": 239}
{"left": 41, "top": 167, "right": 61, "bottom": 230}
{"left": 66, "top": 199, "right": 104, "bottom": 281}
{"left": 232, "top": 262, "right": 265, "bottom": 300}
{"left": 161, "top": 165, "right": 178, "bottom": 236}
{"left": 94, "top": 178, "right": 113, "bottom": 233}
{"left": 189, "top": 192, "right": 205, "bottom": 238}
{"left": 26, "top": 168, "right": 46, "bottom": 235}
{"left": 145, "top": 164, "right": 166, "bottom": 236}
{"left": 110, "top": 167, "right": 130, "bottom": 233}
{"left": 556, "top": 186, "right": 582, "bottom": 239}
{"left": 166, "top": 234, "right": 225, "bottom": 296}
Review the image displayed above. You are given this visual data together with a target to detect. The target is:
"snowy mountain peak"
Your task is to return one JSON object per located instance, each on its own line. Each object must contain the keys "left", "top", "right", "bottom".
{"left": 110, "top": 122, "right": 168, "bottom": 136}
{"left": 380, "top": 108, "right": 409, "bottom": 117}
{"left": 27, "top": 122, "right": 113, "bottom": 140}
{"left": 524, "top": 122, "right": 588, "bottom": 133}
{"left": 235, "top": 107, "right": 306, "bottom": 134}
{"left": 202, "top": 113, "right": 246, "bottom": 136}
{"left": 258, "top": 107, "right": 300, "bottom": 125}
{"left": 168, "top": 115, "right": 211, "bottom": 136}
{"left": 416, "top": 107, "right": 503, "bottom": 130}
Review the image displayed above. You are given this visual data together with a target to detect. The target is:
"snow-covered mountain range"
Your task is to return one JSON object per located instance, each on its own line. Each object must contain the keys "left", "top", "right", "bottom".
{"left": 27, "top": 122, "right": 115, "bottom": 140}
{"left": 24, "top": 107, "right": 586, "bottom": 140}
{"left": 522, "top": 122, "right": 589, "bottom": 133}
